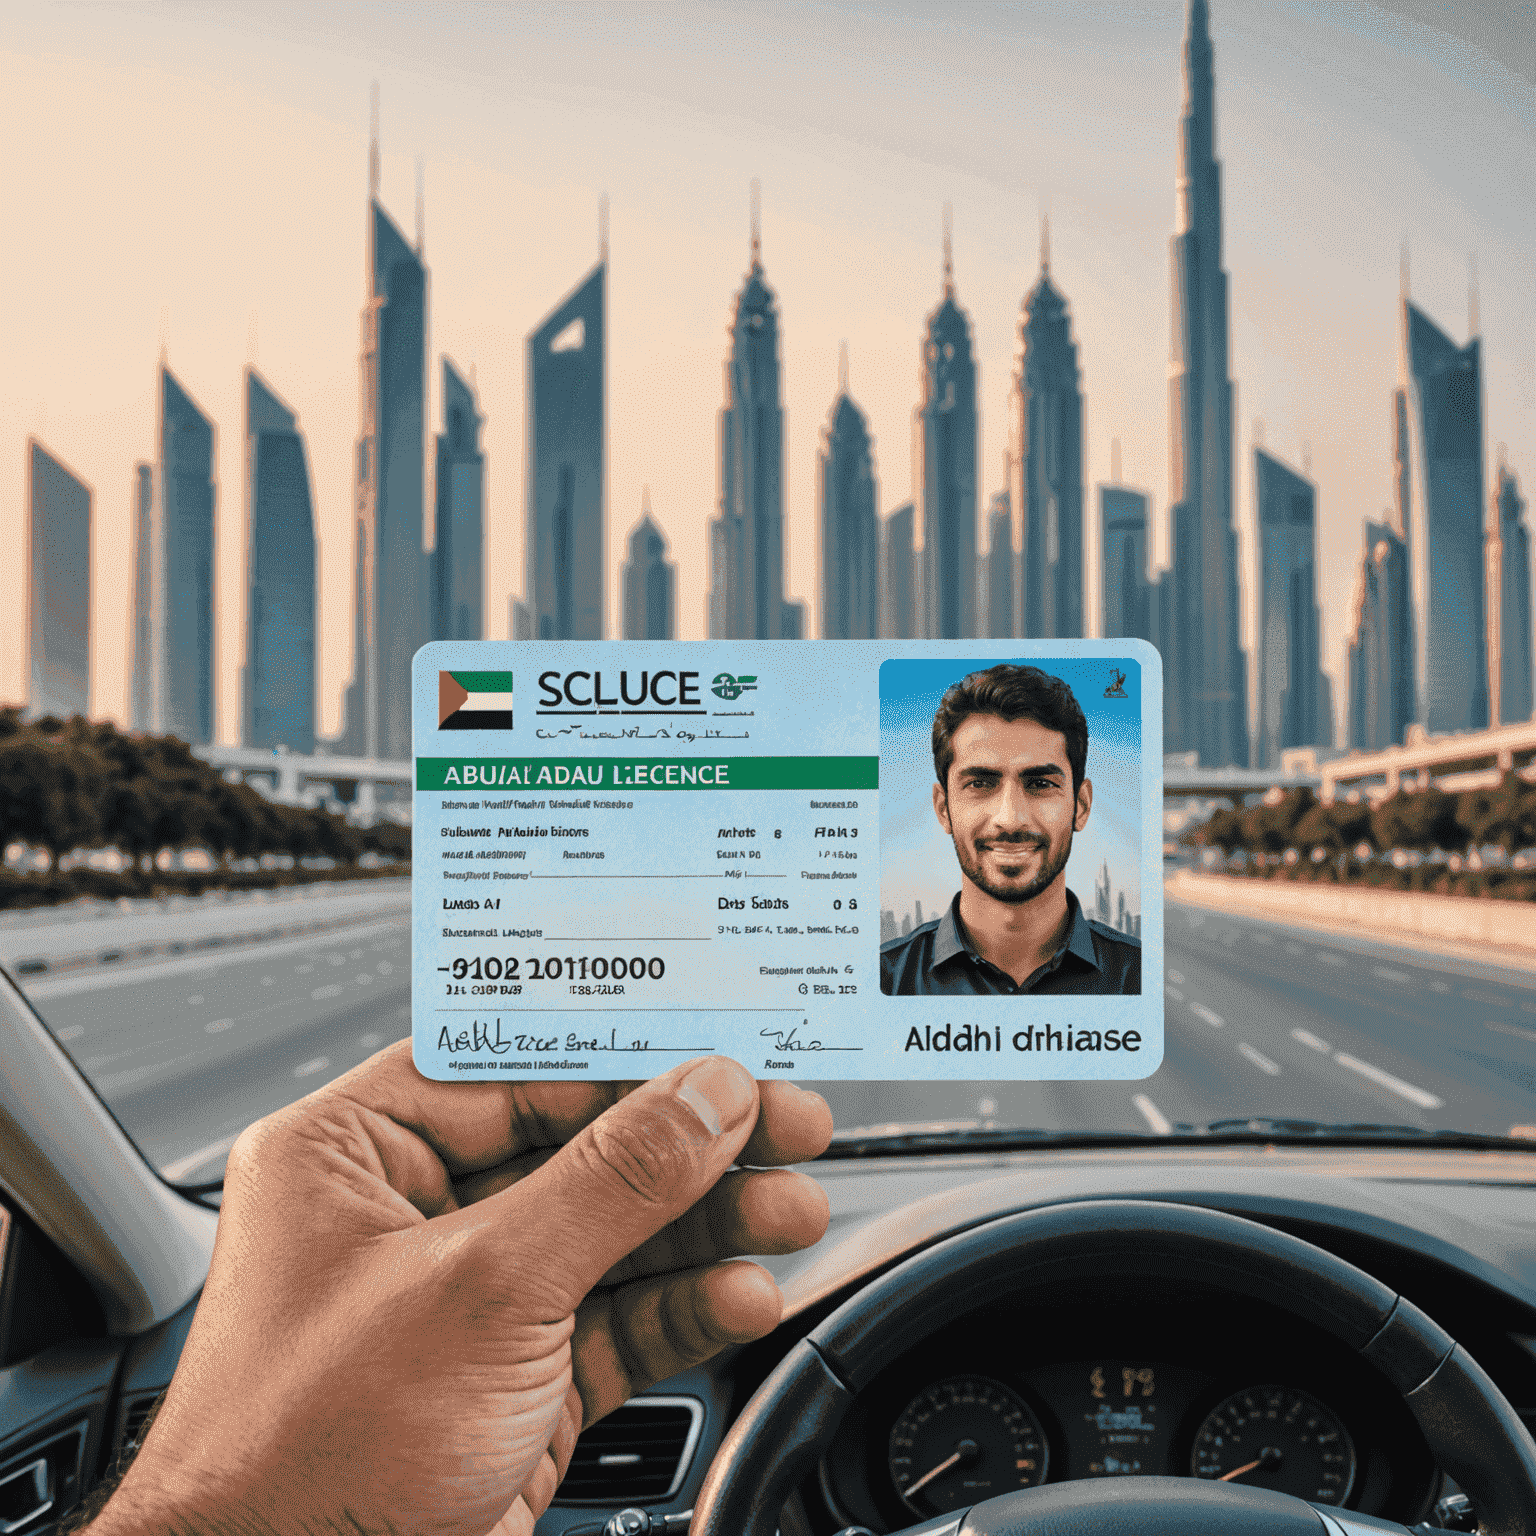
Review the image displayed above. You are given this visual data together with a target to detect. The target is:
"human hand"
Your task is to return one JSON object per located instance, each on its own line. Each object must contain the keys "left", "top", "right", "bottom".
{"left": 87, "top": 1043, "right": 834, "bottom": 1536}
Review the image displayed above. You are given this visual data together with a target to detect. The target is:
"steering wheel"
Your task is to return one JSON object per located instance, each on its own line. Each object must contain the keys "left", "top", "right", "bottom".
{"left": 690, "top": 1200, "right": 1536, "bottom": 1536}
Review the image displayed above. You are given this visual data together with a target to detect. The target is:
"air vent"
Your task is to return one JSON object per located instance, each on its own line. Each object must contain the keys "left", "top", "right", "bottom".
{"left": 553, "top": 1397, "right": 704, "bottom": 1506}
{"left": 113, "top": 1393, "right": 164, "bottom": 1468}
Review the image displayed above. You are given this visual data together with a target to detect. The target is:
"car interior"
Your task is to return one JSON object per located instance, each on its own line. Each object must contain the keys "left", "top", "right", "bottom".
{"left": 6, "top": 958, "right": 1536, "bottom": 1536}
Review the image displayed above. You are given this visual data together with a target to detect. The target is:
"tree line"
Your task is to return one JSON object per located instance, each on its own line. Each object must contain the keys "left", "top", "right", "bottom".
{"left": 1191, "top": 774, "right": 1536, "bottom": 900}
{"left": 0, "top": 709, "right": 409, "bottom": 883}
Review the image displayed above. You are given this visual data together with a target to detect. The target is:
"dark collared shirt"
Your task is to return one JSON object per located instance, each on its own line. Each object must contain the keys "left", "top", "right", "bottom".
{"left": 880, "top": 888, "right": 1141, "bottom": 996}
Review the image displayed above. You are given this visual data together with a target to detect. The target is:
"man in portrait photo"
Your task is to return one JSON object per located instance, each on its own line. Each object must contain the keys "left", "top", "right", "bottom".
{"left": 880, "top": 662, "right": 1141, "bottom": 996}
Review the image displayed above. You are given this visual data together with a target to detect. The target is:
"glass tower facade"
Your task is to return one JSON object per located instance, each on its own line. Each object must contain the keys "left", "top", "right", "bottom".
{"left": 1100, "top": 485, "right": 1153, "bottom": 646}
{"left": 1254, "top": 447, "right": 1326, "bottom": 766}
{"left": 621, "top": 503, "right": 676, "bottom": 640}
{"left": 1497, "top": 467, "right": 1532, "bottom": 725}
{"left": 242, "top": 370, "right": 316, "bottom": 753}
{"left": 818, "top": 378, "right": 879, "bottom": 640}
{"left": 1346, "top": 521, "right": 1413, "bottom": 751}
{"left": 433, "top": 360, "right": 485, "bottom": 642}
{"left": 1016, "top": 240, "right": 1084, "bottom": 639}
{"left": 1165, "top": 0, "right": 1247, "bottom": 765}
{"left": 881, "top": 501, "right": 917, "bottom": 641}
{"left": 158, "top": 367, "right": 216, "bottom": 745}
{"left": 27, "top": 440, "right": 91, "bottom": 721}
{"left": 984, "top": 490, "right": 1013, "bottom": 638}
{"left": 710, "top": 233, "right": 798, "bottom": 639}
{"left": 916, "top": 252, "right": 978, "bottom": 640}
{"left": 1404, "top": 300, "right": 1488, "bottom": 734}
{"left": 340, "top": 179, "right": 429, "bottom": 761}
{"left": 527, "top": 264, "right": 605, "bottom": 641}
{"left": 129, "top": 462, "right": 154, "bottom": 730}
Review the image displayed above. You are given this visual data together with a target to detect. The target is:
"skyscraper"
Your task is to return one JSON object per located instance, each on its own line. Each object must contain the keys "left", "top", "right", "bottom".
{"left": 1101, "top": 484, "right": 1153, "bottom": 645}
{"left": 26, "top": 440, "right": 91, "bottom": 721}
{"left": 1254, "top": 446, "right": 1327, "bottom": 766}
{"left": 339, "top": 108, "right": 428, "bottom": 760}
{"left": 709, "top": 192, "right": 800, "bottom": 639}
{"left": 242, "top": 369, "right": 316, "bottom": 753}
{"left": 983, "top": 490, "right": 1013, "bottom": 638}
{"left": 1165, "top": 0, "right": 1247, "bottom": 765}
{"left": 128, "top": 463, "right": 154, "bottom": 730}
{"left": 1346, "top": 520, "right": 1413, "bottom": 751}
{"left": 621, "top": 493, "right": 676, "bottom": 640}
{"left": 916, "top": 214, "right": 978, "bottom": 640}
{"left": 1496, "top": 464, "right": 1532, "bottom": 725}
{"left": 158, "top": 366, "right": 217, "bottom": 745}
{"left": 1015, "top": 222, "right": 1084, "bottom": 639}
{"left": 881, "top": 501, "right": 917, "bottom": 640}
{"left": 526, "top": 260, "right": 605, "bottom": 640}
{"left": 1403, "top": 295, "right": 1488, "bottom": 733}
{"left": 818, "top": 348, "right": 879, "bottom": 640}
{"left": 433, "top": 360, "right": 485, "bottom": 642}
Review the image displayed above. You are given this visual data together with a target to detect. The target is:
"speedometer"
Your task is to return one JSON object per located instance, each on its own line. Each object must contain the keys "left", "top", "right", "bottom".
{"left": 887, "top": 1375, "right": 1048, "bottom": 1516}
{"left": 1190, "top": 1385, "right": 1356, "bottom": 1504}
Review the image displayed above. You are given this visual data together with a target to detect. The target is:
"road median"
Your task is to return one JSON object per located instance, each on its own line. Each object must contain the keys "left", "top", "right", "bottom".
{"left": 1166, "top": 870, "right": 1536, "bottom": 965}
{"left": 0, "top": 878, "right": 410, "bottom": 982}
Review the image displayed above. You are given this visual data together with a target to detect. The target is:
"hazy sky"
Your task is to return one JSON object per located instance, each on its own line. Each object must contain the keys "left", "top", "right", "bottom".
{"left": 3, "top": 1, "right": 1533, "bottom": 744}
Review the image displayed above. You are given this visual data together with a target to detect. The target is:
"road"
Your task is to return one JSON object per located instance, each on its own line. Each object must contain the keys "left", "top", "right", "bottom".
{"left": 17, "top": 895, "right": 1536, "bottom": 1184}
{"left": 812, "top": 900, "right": 1536, "bottom": 1140}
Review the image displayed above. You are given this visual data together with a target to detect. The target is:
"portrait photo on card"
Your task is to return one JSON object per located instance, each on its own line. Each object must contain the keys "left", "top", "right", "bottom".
{"left": 879, "top": 656, "right": 1145, "bottom": 998}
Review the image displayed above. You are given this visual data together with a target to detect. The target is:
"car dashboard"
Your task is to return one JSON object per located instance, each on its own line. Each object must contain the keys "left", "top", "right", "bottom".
{"left": 532, "top": 1146, "right": 1536, "bottom": 1536}
{"left": 7, "top": 1141, "right": 1536, "bottom": 1536}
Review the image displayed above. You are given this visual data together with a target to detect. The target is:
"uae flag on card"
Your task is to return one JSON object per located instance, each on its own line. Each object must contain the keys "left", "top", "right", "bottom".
{"left": 438, "top": 671, "right": 513, "bottom": 731}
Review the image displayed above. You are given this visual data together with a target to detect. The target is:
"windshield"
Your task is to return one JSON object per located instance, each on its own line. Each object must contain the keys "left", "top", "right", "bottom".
{"left": 4, "top": 2, "right": 1534, "bottom": 1187}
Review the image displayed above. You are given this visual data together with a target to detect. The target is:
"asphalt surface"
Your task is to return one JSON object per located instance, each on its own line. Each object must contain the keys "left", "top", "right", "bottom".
{"left": 18, "top": 896, "right": 1536, "bottom": 1184}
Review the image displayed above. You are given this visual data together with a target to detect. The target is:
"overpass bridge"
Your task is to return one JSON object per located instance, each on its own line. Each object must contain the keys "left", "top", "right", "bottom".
{"left": 1160, "top": 722, "right": 1536, "bottom": 812}
{"left": 194, "top": 746, "right": 412, "bottom": 824}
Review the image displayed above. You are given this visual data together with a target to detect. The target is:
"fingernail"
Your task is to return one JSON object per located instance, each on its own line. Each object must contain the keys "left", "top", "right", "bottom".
{"left": 677, "top": 1058, "right": 755, "bottom": 1136}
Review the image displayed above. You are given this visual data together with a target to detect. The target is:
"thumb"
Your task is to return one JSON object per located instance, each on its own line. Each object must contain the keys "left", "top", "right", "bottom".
{"left": 493, "top": 1057, "right": 760, "bottom": 1313}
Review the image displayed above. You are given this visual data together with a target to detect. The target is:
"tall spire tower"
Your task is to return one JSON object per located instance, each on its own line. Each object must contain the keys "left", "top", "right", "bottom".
{"left": 916, "top": 207, "right": 978, "bottom": 638}
{"left": 1165, "top": 0, "right": 1247, "bottom": 764}
{"left": 338, "top": 90, "right": 429, "bottom": 760}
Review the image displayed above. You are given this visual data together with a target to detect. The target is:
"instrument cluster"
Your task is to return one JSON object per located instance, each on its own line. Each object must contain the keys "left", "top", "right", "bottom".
{"left": 814, "top": 1296, "right": 1442, "bottom": 1530}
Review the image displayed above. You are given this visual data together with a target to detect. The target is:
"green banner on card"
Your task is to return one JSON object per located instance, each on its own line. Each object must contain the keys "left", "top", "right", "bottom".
{"left": 416, "top": 755, "right": 878, "bottom": 792}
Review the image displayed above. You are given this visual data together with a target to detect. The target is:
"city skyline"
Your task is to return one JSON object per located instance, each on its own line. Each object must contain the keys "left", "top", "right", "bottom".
{"left": 3, "top": 3, "right": 1532, "bottom": 742}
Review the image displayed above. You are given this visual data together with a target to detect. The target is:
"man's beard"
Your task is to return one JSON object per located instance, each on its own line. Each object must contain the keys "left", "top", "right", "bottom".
{"left": 951, "top": 823, "right": 1074, "bottom": 905}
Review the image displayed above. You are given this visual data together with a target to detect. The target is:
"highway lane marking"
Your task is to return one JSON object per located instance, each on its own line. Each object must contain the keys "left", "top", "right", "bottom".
{"left": 311, "top": 984, "right": 343, "bottom": 1001}
{"left": 1373, "top": 966, "right": 1412, "bottom": 983}
{"left": 294, "top": 1056, "right": 330, "bottom": 1078}
{"left": 356, "top": 973, "right": 373, "bottom": 984}
{"left": 204, "top": 1018, "right": 234, "bottom": 1033}
{"left": 376, "top": 960, "right": 394, "bottom": 975}
{"left": 188, "top": 994, "right": 204, "bottom": 1005}
{"left": 1168, "top": 970, "right": 1185, "bottom": 985}
{"left": 1166, "top": 986, "right": 1185, "bottom": 1001}
{"left": 20, "top": 920, "right": 411, "bottom": 1002}
{"left": 296, "top": 965, "right": 314, "bottom": 974}
{"left": 55, "top": 1024, "right": 84, "bottom": 1042}
{"left": 1333, "top": 1053, "right": 1444, "bottom": 1110}
{"left": 359, "top": 1033, "right": 383, "bottom": 1048}
{"left": 261, "top": 976, "right": 274, "bottom": 986}
{"left": 1292, "top": 1029, "right": 1332, "bottom": 1053}
{"left": 1430, "top": 980, "right": 1450, "bottom": 993}
{"left": 1488, "top": 1020, "right": 1536, "bottom": 1043}
{"left": 1315, "top": 952, "right": 1346, "bottom": 966}
{"left": 1239, "top": 1043, "right": 1281, "bottom": 1076}
{"left": 1285, "top": 943, "right": 1305, "bottom": 956}
{"left": 1133, "top": 1094, "right": 1172, "bottom": 1134}
{"left": 1253, "top": 933, "right": 1274, "bottom": 945}
{"left": 1190, "top": 1003, "right": 1225, "bottom": 1027}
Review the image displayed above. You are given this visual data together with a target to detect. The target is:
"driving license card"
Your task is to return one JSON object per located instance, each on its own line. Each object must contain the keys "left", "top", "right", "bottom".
{"left": 412, "top": 640, "right": 1163, "bottom": 1081}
